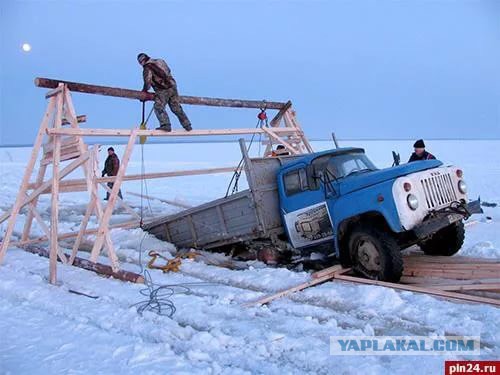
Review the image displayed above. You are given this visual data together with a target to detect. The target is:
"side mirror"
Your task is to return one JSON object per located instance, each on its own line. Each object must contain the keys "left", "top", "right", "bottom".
{"left": 392, "top": 151, "right": 400, "bottom": 167}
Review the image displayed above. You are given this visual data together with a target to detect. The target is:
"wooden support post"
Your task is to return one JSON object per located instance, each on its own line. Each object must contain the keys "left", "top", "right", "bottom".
{"left": 261, "top": 127, "right": 299, "bottom": 155}
{"left": 284, "top": 109, "right": 314, "bottom": 153}
{"left": 269, "top": 100, "right": 292, "bottom": 127}
{"left": 69, "top": 197, "right": 96, "bottom": 264}
{"left": 90, "top": 130, "right": 138, "bottom": 269}
{"left": 49, "top": 85, "right": 64, "bottom": 284}
{"left": 22, "top": 164, "right": 47, "bottom": 241}
{"left": 0, "top": 96, "right": 56, "bottom": 264}
{"left": 27, "top": 194, "right": 67, "bottom": 263}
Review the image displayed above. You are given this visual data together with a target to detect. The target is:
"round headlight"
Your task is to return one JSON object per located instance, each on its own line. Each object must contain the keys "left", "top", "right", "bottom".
{"left": 458, "top": 180, "right": 467, "bottom": 194}
{"left": 407, "top": 194, "right": 419, "bottom": 210}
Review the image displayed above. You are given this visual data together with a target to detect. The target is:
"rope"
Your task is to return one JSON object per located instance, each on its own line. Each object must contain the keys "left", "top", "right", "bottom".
{"left": 132, "top": 101, "right": 216, "bottom": 318}
{"left": 225, "top": 107, "right": 268, "bottom": 197}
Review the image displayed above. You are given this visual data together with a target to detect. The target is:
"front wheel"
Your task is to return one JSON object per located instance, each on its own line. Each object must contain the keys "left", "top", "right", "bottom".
{"left": 419, "top": 221, "right": 465, "bottom": 256}
{"left": 347, "top": 226, "right": 403, "bottom": 282}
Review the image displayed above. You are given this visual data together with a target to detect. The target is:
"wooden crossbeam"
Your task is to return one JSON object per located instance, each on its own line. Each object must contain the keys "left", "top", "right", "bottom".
{"left": 12, "top": 219, "right": 141, "bottom": 247}
{"left": 126, "top": 191, "right": 192, "bottom": 209}
{"left": 0, "top": 151, "right": 90, "bottom": 225}
{"left": 26, "top": 166, "right": 237, "bottom": 192}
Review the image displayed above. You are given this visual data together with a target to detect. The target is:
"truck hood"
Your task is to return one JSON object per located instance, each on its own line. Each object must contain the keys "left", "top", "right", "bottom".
{"left": 339, "top": 160, "right": 443, "bottom": 194}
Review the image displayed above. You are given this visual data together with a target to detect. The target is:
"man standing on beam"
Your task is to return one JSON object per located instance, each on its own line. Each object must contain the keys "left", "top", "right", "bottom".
{"left": 137, "top": 53, "right": 192, "bottom": 132}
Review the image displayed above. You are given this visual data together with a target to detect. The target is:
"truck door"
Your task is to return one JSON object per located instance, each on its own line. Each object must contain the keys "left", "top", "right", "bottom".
{"left": 279, "top": 164, "right": 335, "bottom": 249}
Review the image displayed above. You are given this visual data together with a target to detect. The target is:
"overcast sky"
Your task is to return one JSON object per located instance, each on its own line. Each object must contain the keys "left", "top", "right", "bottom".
{"left": 1, "top": 0, "right": 499, "bottom": 145}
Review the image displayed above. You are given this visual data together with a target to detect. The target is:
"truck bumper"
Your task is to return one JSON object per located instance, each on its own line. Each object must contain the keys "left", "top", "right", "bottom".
{"left": 412, "top": 199, "right": 483, "bottom": 239}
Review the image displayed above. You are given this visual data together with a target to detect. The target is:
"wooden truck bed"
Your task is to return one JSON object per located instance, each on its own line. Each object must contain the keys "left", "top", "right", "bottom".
{"left": 144, "top": 142, "right": 302, "bottom": 250}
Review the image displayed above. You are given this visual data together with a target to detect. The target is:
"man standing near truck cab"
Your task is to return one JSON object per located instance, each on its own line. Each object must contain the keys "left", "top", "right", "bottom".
{"left": 408, "top": 139, "right": 436, "bottom": 162}
{"left": 137, "top": 53, "right": 192, "bottom": 132}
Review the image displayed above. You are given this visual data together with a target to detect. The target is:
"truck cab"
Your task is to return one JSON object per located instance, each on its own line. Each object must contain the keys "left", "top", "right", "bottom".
{"left": 277, "top": 147, "right": 482, "bottom": 281}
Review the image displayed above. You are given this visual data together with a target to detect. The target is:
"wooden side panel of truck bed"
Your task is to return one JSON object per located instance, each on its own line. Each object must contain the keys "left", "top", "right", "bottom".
{"left": 144, "top": 147, "right": 303, "bottom": 250}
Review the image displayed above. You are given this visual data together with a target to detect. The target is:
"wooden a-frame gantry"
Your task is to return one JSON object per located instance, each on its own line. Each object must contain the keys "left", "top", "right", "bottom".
{"left": 0, "top": 78, "right": 313, "bottom": 284}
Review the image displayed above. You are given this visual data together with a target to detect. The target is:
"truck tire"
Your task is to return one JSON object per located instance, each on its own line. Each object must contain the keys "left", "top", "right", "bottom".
{"left": 419, "top": 221, "right": 465, "bottom": 256}
{"left": 347, "top": 226, "right": 403, "bottom": 282}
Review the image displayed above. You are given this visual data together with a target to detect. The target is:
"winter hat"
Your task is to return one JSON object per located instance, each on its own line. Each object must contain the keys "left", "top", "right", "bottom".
{"left": 413, "top": 139, "right": 425, "bottom": 148}
{"left": 137, "top": 53, "right": 149, "bottom": 63}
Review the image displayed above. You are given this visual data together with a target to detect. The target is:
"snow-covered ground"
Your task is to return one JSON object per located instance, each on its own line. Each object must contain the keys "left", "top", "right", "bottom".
{"left": 0, "top": 140, "right": 499, "bottom": 374}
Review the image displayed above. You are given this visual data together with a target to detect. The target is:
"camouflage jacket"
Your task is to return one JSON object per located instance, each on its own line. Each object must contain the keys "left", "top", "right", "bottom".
{"left": 142, "top": 58, "right": 177, "bottom": 91}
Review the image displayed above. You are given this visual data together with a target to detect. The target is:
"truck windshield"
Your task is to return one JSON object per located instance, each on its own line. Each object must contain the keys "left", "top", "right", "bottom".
{"left": 313, "top": 152, "right": 377, "bottom": 179}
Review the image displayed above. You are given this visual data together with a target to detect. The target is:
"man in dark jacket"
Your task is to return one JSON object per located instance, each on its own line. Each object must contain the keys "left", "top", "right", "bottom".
{"left": 137, "top": 53, "right": 192, "bottom": 132}
{"left": 408, "top": 139, "right": 436, "bottom": 162}
{"left": 102, "top": 147, "right": 123, "bottom": 200}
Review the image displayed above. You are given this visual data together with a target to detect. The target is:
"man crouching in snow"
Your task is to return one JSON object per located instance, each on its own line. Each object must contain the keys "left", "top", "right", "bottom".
{"left": 408, "top": 139, "right": 436, "bottom": 162}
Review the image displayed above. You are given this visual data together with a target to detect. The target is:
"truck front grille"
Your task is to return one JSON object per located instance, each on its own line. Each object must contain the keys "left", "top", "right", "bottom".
{"left": 420, "top": 173, "right": 457, "bottom": 209}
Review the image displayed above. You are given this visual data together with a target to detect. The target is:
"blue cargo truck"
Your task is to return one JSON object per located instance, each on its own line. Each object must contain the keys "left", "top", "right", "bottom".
{"left": 145, "top": 139, "right": 481, "bottom": 281}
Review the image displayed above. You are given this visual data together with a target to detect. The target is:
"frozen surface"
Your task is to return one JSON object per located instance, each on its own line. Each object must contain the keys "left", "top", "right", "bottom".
{"left": 0, "top": 140, "right": 499, "bottom": 374}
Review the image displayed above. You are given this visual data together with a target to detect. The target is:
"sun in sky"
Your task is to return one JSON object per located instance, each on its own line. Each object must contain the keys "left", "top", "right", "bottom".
{"left": 22, "top": 43, "right": 31, "bottom": 52}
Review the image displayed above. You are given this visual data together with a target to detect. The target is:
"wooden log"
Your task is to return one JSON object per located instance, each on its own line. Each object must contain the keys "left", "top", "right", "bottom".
{"left": 35, "top": 77, "right": 286, "bottom": 109}
{"left": 22, "top": 245, "right": 144, "bottom": 283}
{"left": 333, "top": 274, "right": 500, "bottom": 306}
{"left": 47, "top": 127, "right": 299, "bottom": 137}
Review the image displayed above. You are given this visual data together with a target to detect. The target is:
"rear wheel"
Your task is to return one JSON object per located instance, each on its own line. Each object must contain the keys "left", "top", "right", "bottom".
{"left": 347, "top": 226, "right": 403, "bottom": 282}
{"left": 419, "top": 221, "right": 465, "bottom": 256}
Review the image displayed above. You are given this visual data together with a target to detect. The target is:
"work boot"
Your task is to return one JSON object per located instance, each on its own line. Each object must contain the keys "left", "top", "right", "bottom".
{"left": 156, "top": 125, "right": 172, "bottom": 132}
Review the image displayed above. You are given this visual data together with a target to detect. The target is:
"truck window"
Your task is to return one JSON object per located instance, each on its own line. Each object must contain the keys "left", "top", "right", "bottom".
{"left": 284, "top": 168, "right": 310, "bottom": 196}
